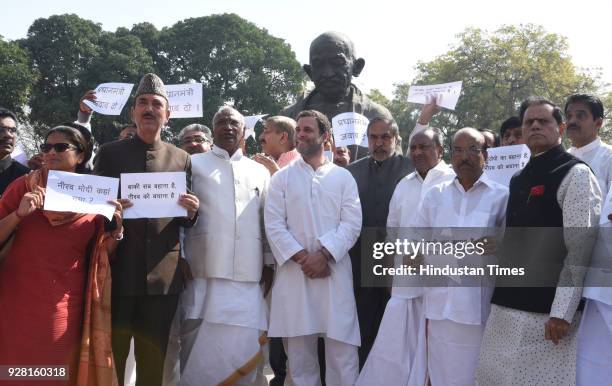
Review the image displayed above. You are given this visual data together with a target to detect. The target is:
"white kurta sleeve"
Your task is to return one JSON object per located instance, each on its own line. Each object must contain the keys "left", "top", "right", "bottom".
{"left": 318, "top": 174, "right": 362, "bottom": 262}
{"left": 259, "top": 170, "right": 275, "bottom": 266}
{"left": 264, "top": 171, "right": 304, "bottom": 266}
{"left": 551, "top": 164, "right": 601, "bottom": 322}
{"left": 387, "top": 184, "right": 402, "bottom": 229}
{"left": 385, "top": 183, "right": 403, "bottom": 246}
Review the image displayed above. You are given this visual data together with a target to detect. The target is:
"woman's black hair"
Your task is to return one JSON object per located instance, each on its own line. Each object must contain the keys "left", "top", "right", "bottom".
{"left": 44, "top": 125, "right": 91, "bottom": 174}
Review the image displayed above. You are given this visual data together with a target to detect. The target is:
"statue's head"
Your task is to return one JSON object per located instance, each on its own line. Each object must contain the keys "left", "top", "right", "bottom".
{"left": 304, "top": 32, "right": 365, "bottom": 102}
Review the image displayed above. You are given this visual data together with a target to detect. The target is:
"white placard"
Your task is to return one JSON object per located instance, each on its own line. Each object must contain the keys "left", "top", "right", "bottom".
{"left": 483, "top": 144, "right": 531, "bottom": 186}
{"left": 44, "top": 171, "right": 119, "bottom": 220}
{"left": 244, "top": 114, "right": 267, "bottom": 139}
{"left": 11, "top": 142, "right": 28, "bottom": 166}
{"left": 121, "top": 172, "right": 187, "bottom": 219}
{"left": 83, "top": 82, "right": 134, "bottom": 116}
{"left": 332, "top": 112, "right": 369, "bottom": 147}
{"left": 601, "top": 185, "right": 612, "bottom": 225}
{"left": 167, "top": 83, "right": 203, "bottom": 119}
{"left": 407, "top": 81, "right": 462, "bottom": 110}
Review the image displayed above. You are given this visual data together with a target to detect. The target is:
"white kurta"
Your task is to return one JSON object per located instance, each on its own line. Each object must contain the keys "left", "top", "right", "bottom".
{"left": 569, "top": 137, "right": 612, "bottom": 194}
{"left": 265, "top": 157, "right": 362, "bottom": 346}
{"left": 180, "top": 146, "right": 270, "bottom": 385}
{"left": 416, "top": 173, "right": 509, "bottom": 325}
{"left": 417, "top": 174, "right": 508, "bottom": 386}
{"left": 357, "top": 161, "right": 454, "bottom": 386}
{"left": 387, "top": 161, "right": 456, "bottom": 299}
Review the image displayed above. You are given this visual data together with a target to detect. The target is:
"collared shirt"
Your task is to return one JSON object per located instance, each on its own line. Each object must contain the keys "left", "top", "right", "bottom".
{"left": 265, "top": 156, "right": 362, "bottom": 345}
{"left": 387, "top": 161, "right": 455, "bottom": 299}
{"left": 569, "top": 137, "right": 612, "bottom": 195}
{"left": 415, "top": 173, "right": 509, "bottom": 325}
{"left": 0, "top": 156, "right": 30, "bottom": 196}
{"left": 387, "top": 161, "right": 455, "bottom": 229}
{"left": 185, "top": 145, "right": 272, "bottom": 281}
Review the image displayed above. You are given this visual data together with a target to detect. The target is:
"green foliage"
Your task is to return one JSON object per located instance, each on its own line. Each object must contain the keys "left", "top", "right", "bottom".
{"left": 367, "top": 88, "right": 391, "bottom": 108}
{"left": 23, "top": 14, "right": 103, "bottom": 135}
{"left": 7, "top": 13, "right": 303, "bottom": 150}
{"left": 601, "top": 91, "right": 612, "bottom": 143}
{"left": 157, "top": 13, "right": 304, "bottom": 138}
{"left": 129, "top": 23, "right": 171, "bottom": 84}
{"left": 0, "top": 37, "right": 38, "bottom": 116}
{"left": 6, "top": 16, "right": 609, "bottom": 158}
{"left": 390, "top": 24, "right": 599, "bottom": 148}
{"left": 83, "top": 31, "right": 155, "bottom": 144}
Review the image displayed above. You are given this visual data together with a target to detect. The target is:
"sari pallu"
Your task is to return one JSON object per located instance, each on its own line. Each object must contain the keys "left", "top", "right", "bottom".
{"left": 26, "top": 168, "right": 118, "bottom": 386}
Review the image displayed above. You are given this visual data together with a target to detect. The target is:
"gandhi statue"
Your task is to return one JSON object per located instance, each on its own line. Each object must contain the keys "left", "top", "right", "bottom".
{"left": 280, "top": 31, "right": 393, "bottom": 126}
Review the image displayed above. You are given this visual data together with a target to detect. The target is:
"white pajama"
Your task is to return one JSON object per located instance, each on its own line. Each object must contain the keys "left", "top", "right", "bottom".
{"left": 577, "top": 300, "right": 612, "bottom": 385}
{"left": 286, "top": 335, "right": 358, "bottom": 386}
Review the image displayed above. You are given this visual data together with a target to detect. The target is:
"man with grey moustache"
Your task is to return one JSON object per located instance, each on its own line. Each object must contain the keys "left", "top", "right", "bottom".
{"left": 346, "top": 116, "right": 413, "bottom": 368}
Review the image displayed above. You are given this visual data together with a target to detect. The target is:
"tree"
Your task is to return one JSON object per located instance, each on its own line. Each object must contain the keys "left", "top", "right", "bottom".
{"left": 157, "top": 13, "right": 304, "bottom": 137}
{"left": 390, "top": 24, "right": 599, "bottom": 146}
{"left": 601, "top": 91, "right": 612, "bottom": 143}
{"left": 130, "top": 22, "right": 166, "bottom": 75}
{"left": 82, "top": 29, "right": 155, "bottom": 143}
{"left": 367, "top": 88, "right": 391, "bottom": 108}
{"left": 0, "top": 37, "right": 38, "bottom": 115}
{"left": 22, "top": 14, "right": 103, "bottom": 134}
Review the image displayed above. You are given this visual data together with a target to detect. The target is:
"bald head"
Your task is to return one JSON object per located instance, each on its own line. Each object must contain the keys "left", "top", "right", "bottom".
{"left": 310, "top": 31, "right": 356, "bottom": 60}
{"left": 452, "top": 127, "right": 487, "bottom": 147}
{"left": 409, "top": 128, "right": 445, "bottom": 178}
{"left": 451, "top": 128, "right": 488, "bottom": 189}
{"left": 212, "top": 106, "right": 245, "bottom": 155}
{"left": 304, "top": 32, "right": 365, "bottom": 102}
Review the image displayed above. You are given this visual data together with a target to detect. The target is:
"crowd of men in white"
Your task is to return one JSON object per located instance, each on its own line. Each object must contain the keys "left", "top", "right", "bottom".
{"left": 6, "top": 80, "right": 610, "bottom": 386}
{"left": 128, "top": 91, "right": 608, "bottom": 386}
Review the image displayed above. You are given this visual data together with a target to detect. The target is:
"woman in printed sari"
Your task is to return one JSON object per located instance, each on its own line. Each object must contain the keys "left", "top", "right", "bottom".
{"left": 0, "top": 125, "right": 123, "bottom": 386}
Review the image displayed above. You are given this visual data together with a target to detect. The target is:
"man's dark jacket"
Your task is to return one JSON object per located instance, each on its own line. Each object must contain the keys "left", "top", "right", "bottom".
{"left": 94, "top": 135, "right": 195, "bottom": 296}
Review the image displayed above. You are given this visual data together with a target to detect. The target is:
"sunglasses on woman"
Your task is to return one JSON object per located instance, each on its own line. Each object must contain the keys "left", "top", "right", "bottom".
{"left": 40, "top": 143, "right": 80, "bottom": 153}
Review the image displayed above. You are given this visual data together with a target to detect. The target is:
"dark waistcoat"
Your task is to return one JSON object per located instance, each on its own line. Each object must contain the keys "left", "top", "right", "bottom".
{"left": 492, "top": 145, "right": 584, "bottom": 313}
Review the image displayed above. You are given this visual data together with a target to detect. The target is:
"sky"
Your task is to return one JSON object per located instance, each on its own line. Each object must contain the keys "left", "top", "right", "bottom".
{"left": 3, "top": 0, "right": 611, "bottom": 98}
